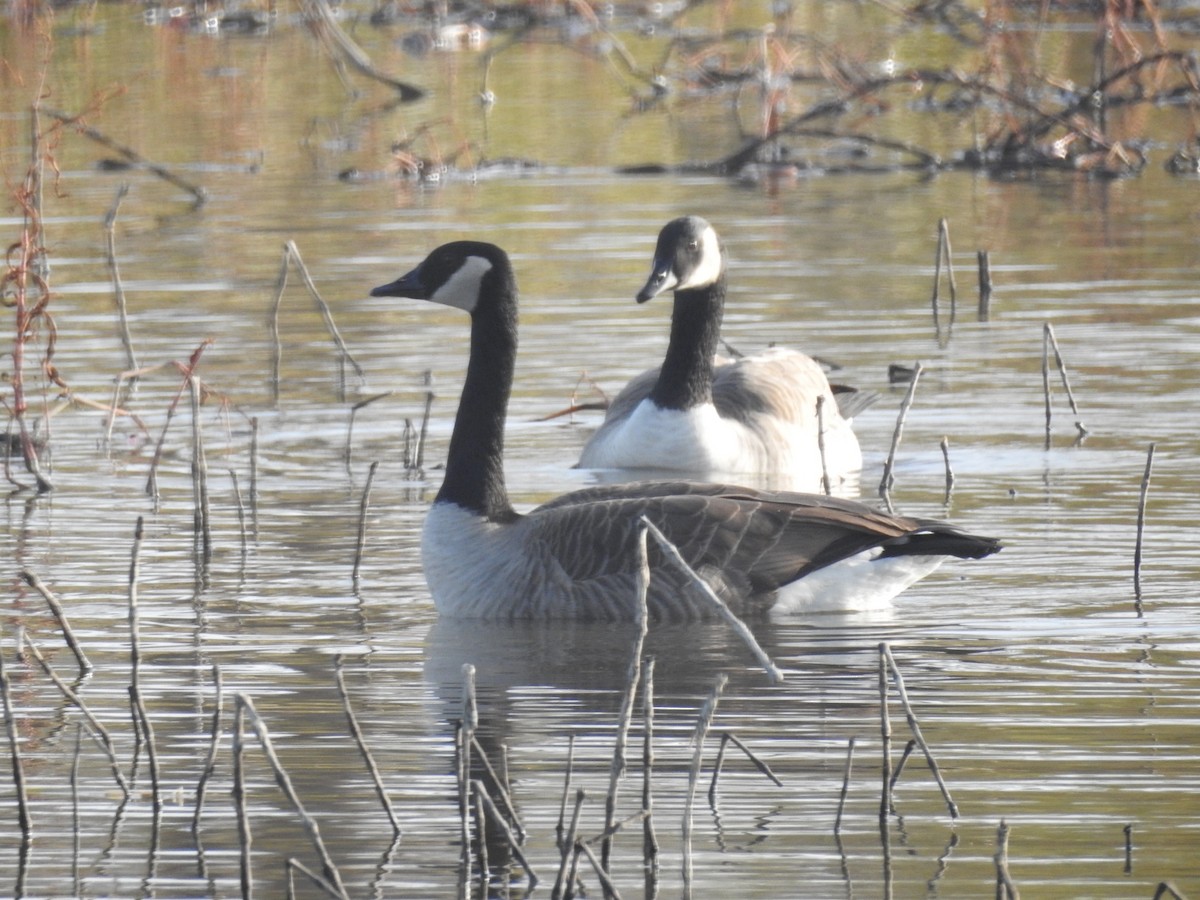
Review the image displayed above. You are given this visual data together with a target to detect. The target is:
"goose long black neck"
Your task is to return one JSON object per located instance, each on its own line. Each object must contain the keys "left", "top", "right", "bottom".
{"left": 649, "top": 274, "right": 726, "bottom": 411}
{"left": 436, "top": 264, "right": 518, "bottom": 523}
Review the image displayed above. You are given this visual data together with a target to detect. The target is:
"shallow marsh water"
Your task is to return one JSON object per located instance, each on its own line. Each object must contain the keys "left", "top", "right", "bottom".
{"left": 2, "top": 3, "right": 1200, "bottom": 897}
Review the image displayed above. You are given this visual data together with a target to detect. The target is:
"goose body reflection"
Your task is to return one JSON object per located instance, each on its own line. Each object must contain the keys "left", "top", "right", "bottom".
{"left": 577, "top": 216, "right": 873, "bottom": 493}
{"left": 371, "top": 240, "right": 1000, "bottom": 621}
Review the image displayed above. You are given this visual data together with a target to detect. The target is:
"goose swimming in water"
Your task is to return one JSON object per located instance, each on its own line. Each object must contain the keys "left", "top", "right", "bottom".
{"left": 371, "top": 240, "right": 1000, "bottom": 621}
{"left": 577, "top": 216, "right": 868, "bottom": 492}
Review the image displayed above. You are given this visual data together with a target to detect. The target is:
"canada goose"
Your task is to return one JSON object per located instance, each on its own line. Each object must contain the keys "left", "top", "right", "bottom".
{"left": 371, "top": 240, "right": 1000, "bottom": 621}
{"left": 577, "top": 216, "right": 868, "bottom": 492}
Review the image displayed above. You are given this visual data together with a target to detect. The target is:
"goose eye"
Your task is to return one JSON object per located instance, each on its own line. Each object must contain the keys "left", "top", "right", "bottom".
{"left": 687, "top": 240, "right": 698, "bottom": 251}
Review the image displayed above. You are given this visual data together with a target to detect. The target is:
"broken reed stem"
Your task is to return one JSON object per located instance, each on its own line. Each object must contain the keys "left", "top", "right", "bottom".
{"left": 556, "top": 734, "right": 575, "bottom": 846}
{"left": 0, "top": 641, "right": 32, "bottom": 835}
{"left": 189, "top": 375, "right": 212, "bottom": 563}
{"left": 641, "top": 656, "right": 658, "bottom": 866}
{"left": 22, "top": 635, "right": 129, "bottom": 798}
{"left": 708, "top": 733, "right": 729, "bottom": 803}
{"left": 352, "top": 461, "right": 380, "bottom": 585}
{"left": 145, "top": 341, "right": 211, "bottom": 498}
{"left": 334, "top": 655, "right": 401, "bottom": 837}
{"left": 250, "top": 416, "right": 260, "bottom": 541}
{"left": 641, "top": 517, "right": 784, "bottom": 683}
{"left": 816, "top": 395, "right": 831, "bottom": 495}
{"left": 344, "top": 392, "right": 395, "bottom": 462}
{"left": 833, "top": 737, "right": 855, "bottom": 836}
{"left": 880, "top": 643, "right": 958, "bottom": 819}
{"left": 192, "top": 664, "right": 223, "bottom": 833}
{"left": 104, "top": 183, "right": 139, "bottom": 375}
{"left": 931, "top": 217, "right": 957, "bottom": 327}
{"left": 285, "top": 857, "right": 343, "bottom": 899}
{"left": 1134, "top": 442, "right": 1156, "bottom": 606}
{"left": 285, "top": 241, "right": 366, "bottom": 379}
{"left": 45, "top": 108, "right": 207, "bottom": 204}
{"left": 128, "top": 684, "right": 161, "bottom": 810}
{"left": 19, "top": 569, "right": 92, "bottom": 675}
{"left": 471, "top": 779, "right": 539, "bottom": 890}
{"left": 995, "top": 819, "right": 1020, "bottom": 899}
{"left": 878, "top": 361, "right": 923, "bottom": 512}
{"left": 603, "top": 525, "right": 651, "bottom": 870}
{"left": 940, "top": 436, "right": 954, "bottom": 503}
{"left": 1124, "top": 823, "right": 1133, "bottom": 875}
{"left": 552, "top": 788, "right": 586, "bottom": 900}
{"left": 889, "top": 738, "right": 918, "bottom": 794}
{"left": 416, "top": 370, "right": 434, "bottom": 470}
{"left": 574, "top": 839, "right": 621, "bottom": 900}
{"left": 1152, "top": 883, "right": 1187, "bottom": 900}
{"left": 232, "top": 701, "right": 253, "bottom": 900}
{"left": 236, "top": 693, "right": 349, "bottom": 899}
{"left": 977, "top": 250, "right": 992, "bottom": 321}
{"left": 682, "top": 674, "right": 727, "bottom": 889}
{"left": 878, "top": 643, "right": 893, "bottom": 821}
{"left": 230, "top": 470, "right": 248, "bottom": 558}
{"left": 467, "top": 736, "right": 525, "bottom": 840}
{"left": 709, "top": 730, "right": 782, "bottom": 803}
{"left": 1042, "top": 322, "right": 1087, "bottom": 446}
{"left": 473, "top": 784, "right": 488, "bottom": 889}
{"left": 128, "top": 516, "right": 145, "bottom": 691}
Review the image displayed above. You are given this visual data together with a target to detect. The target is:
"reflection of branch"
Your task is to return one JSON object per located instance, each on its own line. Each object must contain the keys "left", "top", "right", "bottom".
{"left": 305, "top": 0, "right": 425, "bottom": 102}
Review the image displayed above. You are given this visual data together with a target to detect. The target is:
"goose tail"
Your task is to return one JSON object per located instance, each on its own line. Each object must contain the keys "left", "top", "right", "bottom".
{"left": 880, "top": 525, "right": 1003, "bottom": 561}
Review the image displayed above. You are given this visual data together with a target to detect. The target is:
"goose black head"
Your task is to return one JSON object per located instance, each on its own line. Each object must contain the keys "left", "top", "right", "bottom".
{"left": 371, "top": 241, "right": 509, "bottom": 314}
{"left": 636, "top": 215, "right": 726, "bottom": 304}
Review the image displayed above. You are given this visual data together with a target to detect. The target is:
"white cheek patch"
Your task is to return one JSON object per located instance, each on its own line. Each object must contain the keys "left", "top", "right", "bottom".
{"left": 676, "top": 224, "right": 723, "bottom": 291}
{"left": 431, "top": 255, "right": 494, "bottom": 312}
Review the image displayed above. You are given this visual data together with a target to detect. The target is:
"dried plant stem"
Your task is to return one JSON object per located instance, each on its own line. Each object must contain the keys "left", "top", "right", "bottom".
{"left": 352, "top": 461, "right": 379, "bottom": 585}
{"left": 305, "top": 0, "right": 426, "bottom": 100}
{"left": 345, "top": 392, "right": 395, "bottom": 462}
{"left": 19, "top": 569, "right": 92, "bottom": 674}
{"left": 552, "top": 788, "right": 586, "bottom": 900}
{"left": 556, "top": 734, "right": 575, "bottom": 847}
{"left": 878, "top": 361, "right": 923, "bottom": 512}
{"left": 816, "top": 395, "right": 831, "bottom": 495}
{"left": 603, "top": 525, "right": 650, "bottom": 869}
{"left": 977, "top": 250, "right": 993, "bottom": 321}
{"left": 1134, "top": 442, "right": 1156, "bottom": 606}
{"left": 22, "top": 636, "right": 129, "bottom": 797}
{"left": 995, "top": 819, "right": 1020, "bottom": 899}
{"left": 192, "top": 664, "right": 223, "bottom": 833}
{"left": 1042, "top": 323, "right": 1087, "bottom": 445}
{"left": 471, "top": 779, "right": 539, "bottom": 889}
{"left": 45, "top": 108, "right": 207, "bottom": 204}
{"left": 128, "top": 684, "right": 160, "bottom": 810}
{"left": 249, "top": 416, "right": 260, "bottom": 541}
{"left": 0, "top": 641, "right": 32, "bottom": 835}
{"left": 708, "top": 731, "right": 783, "bottom": 801}
{"left": 332, "top": 655, "right": 401, "bottom": 837}
{"left": 236, "top": 693, "right": 349, "bottom": 899}
{"left": 940, "top": 436, "right": 954, "bottom": 503}
{"left": 416, "top": 370, "right": 434, "bottom": 469}
{"left": 878, "top": 643, "right": 893, "bottom": 820}
{"left": 230, "top": 470, "right": 248, "bottom": 558}
{"left": 574, "top": 838, "right": 621, "bottom": 900}
{"left": 1152, "top": 882, "right": 1186, "bottom": 899}
{"left": 128, "top": 516, "right": 145, "bottom": 687}
{"left": 473, "top": 784, "right": 489, "bottom": 889}
{"left": 834, "top": 737, "right": 855, "bottom": 835}
{"left": 104, "top": 183, "right": 139, "bottom": 374}
{"left": 469, "top": 735, "right": 524, "bottom": 840}
{"left": 682, "top": 674, "right": 727, "bottom": 890}
{"left": 931, "top": 217, "right": 957, "bottom": 328}
{"left": 880, "top": 643, "right": 958, "bottom": 819}
{"left": 285, "top": 857, "right": 343, "bottom": 899}
{"left": 889, "top": 738, "right": 918, "bottom": 794}
{"left": 232, "top": 700, "right": 253, "bottom": 899}
{"left": 641, "top": 517, "right": 784, "bottom": 683}
{"left": 189, "top": 375, "right": 212, "bottom": 563}
{"left": 641, "top": 656, "right": 658, "bottom": 867}
{"left": 144, "top": 340, "right": 212, "bottom": 498}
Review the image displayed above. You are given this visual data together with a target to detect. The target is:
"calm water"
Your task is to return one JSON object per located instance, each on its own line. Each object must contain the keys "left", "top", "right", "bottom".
{"left": 2, "top": 3, "right": 1199, "bottom": 898}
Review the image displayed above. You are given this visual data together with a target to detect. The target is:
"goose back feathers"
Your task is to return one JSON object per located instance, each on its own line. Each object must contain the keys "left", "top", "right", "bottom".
{"left": 577, "top": 216, "right": 867, "bottom": 492}
{"left": 373, "top": 240, "right": 1000, "bottom": 621}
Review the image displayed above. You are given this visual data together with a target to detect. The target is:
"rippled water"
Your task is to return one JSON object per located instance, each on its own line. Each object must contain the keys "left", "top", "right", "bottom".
{"left": 2, "top": 3, "right": 1200, "bottom": 898}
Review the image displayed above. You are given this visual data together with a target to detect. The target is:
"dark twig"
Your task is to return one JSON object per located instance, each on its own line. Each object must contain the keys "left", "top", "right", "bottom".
{"left": 641, "top": 656, "right": 658, "bottom": 867}
{"left": 977, "top": 250, "right": 993, "bottom": 321}
{"left": 104, "top": 183, "right": 139, "bottom": 375}
{"left": 995, "top": 819, "right": 1020, "bottom": 899}
{"left": 574, "top": 839, "right": 621, "bottom": 900}
{"left": 1134, "top": 442, "right": 1156, "bottom": 609}
{"left": 19, "top": 569, "right": 92, "bottom": 675}
{"left": 834, "top": 737, "right": 855, "bottom": 836}
{"left": 552, "top": 788, "right": 586, "bottom": 900}
{"left": 232, "top": 701, "right": 253, "bottom": 899}
{"left": 0, "top": 638, "right": 32, "bottom": 835}
{"left": 285, "top": 857, "right": 343, "bottom": 899}
{"left": 192, "top": 664, "right": 223, "bottom": 833}
{"left": 932, "top": 218, "right": 957, "bottom": 330}
{"left": 709, "top": 731, "right": 783, "bottom": 801}
{"left": 816, "top": 395, "right": 831, "bottom": 495}
{"left": 472, "top": 779, "right": 539, "bottom": 890}
{"left": 682, "top": 674, "right": 727, "bottom": 889}
{"left": 352, "top": 461, "right": 380, "bottom": 585}
{"left": 940, "top": 436, "right": 955, "bottom": 505}
{"left": 556, "top": 734, "right": 575, "bottom": 848}
{"left": 879, "top": 362, "right": 923, "bottom": 511}
{"left": 334, "top": 655, "right": 401, "bottom": 837}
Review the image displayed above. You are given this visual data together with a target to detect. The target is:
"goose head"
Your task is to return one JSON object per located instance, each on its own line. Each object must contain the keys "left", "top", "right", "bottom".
{"left": 636, "top": 215, "right": 726, "bottom": 303}
{"left": 369, "top": 240, "right": 509, "bottom": 314}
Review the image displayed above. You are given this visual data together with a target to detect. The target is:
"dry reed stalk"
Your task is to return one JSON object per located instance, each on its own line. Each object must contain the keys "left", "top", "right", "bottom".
{"left": 249, "top": 416, "right": 260, "bottom": 541}
{"left": 305, "top": 0, "right": 426, "bottom": 100}
{"left": 995, "top": 819, "right": 1020, "bottom": 899}
{"left": 556, "top": 733, "right": 575, "bottom": 846}
{"left": 236, "top": 693, "right": 350, "bottom": 899}
{"left": 552, "top": 788, "right": 586, "bottom": 900}
{"left": 45, "top": 108, "right": 207, "bottom": 204}
{"left": 1152, "top": 883, "right": 1186, "bottom": 900}
{"left": 19, "top": 569, "right": 92, "bottom": 674}
{"left": 878, "top": 643, "right": 893, "bottom": 820}
{"left": 931, "top": 217, "right": 957, "bottom": 329}
{"left": 285, "top": 857, "right": 343, "bottom": 899}
{"left": 880, "top": 643, "right": 958, "bottom": 818}
{"left": 127, "top": 684, "right": 160, "bottom": 810}
{"left": 473, "top": 784, "right": 489, "bottom": 890}
{"left": 469, "top": 734, "right": 524, "bottom": 839}
{"left": 144, "top": 340, "right": 211, "bottom": 498}
{"left": 574, "top": 838, "right": 622, "bottom": 900}
{"left": 192, "top": 664, "right": 223, "bottom": 833}
{"left": 889, "top": 738, "right": 917, "bottom": 794}
{"left": 460, "top": 664, "right": 478, "bottom": 858}
{"left": 352, "top": 461, "right": 379, "bottom": 585}
{"left": 940, "top": 436, "right": 954, "bottom": 503}
{"left": 416, "top": 370, "right": 434, "bottom": 469}
{"left": 1123, "top": 823, "right": 1133, "bottom": 874}
{"left": 816, "top": 395, "right": 831, "bottom": 495}
{"left": 641, "top": 517, "right": 784, "bottom": 683}
{"left": 104, "top": 183, "right": 138, "bottom": 374}
{"left": 128, "top": 516, "right": 144, "bottom": 687}
{"left": 977, "top": 250, "right": 993, "bottom": 321}
{"left": 1134, "top": 442, "right": 1156, "bottom": 606}
{"left": 603, "top": 525, "right": 651, "bottom": 870}
{"left": 1041, "top": 323, "right": 1087, "bottom": 444}
{"left": 232, "top": 701, "right": 253, "bottom": 900}
{"left": 471, "top": 779, "right": 539, "bottom": 890}
{"left": 834, "top": 737, "right": 855, "bottom": 835}
{"left": 682, "top": 674, "right": 727, "bottom": 891}
{"left": 0, "top": 639, "right": 32, "bottom": 835}
{"left": 344, "top": 392, "right": 395, "bottom": 462}
{"left": 22, "top": 635, "right": 129, "bottom": 797}
{"left": 707, "top": 731, "right": 783, "bottom": 802}
{"left": 70, "top": 721, "right": 82, "bottom": 887}
{"left": 230, "top": 470, "right": 248, "bottom": 558}
{"left": 878, "top": 361, "right": 923, "bottom": 511}
{"left": 641, "top": 656, "right": 658, "bottom": 867}
{"left": 189, "top": 375, "right": 212, "bottom": 563}
{"left": 334, "top": 656, "right": 401, "bottom": 837}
